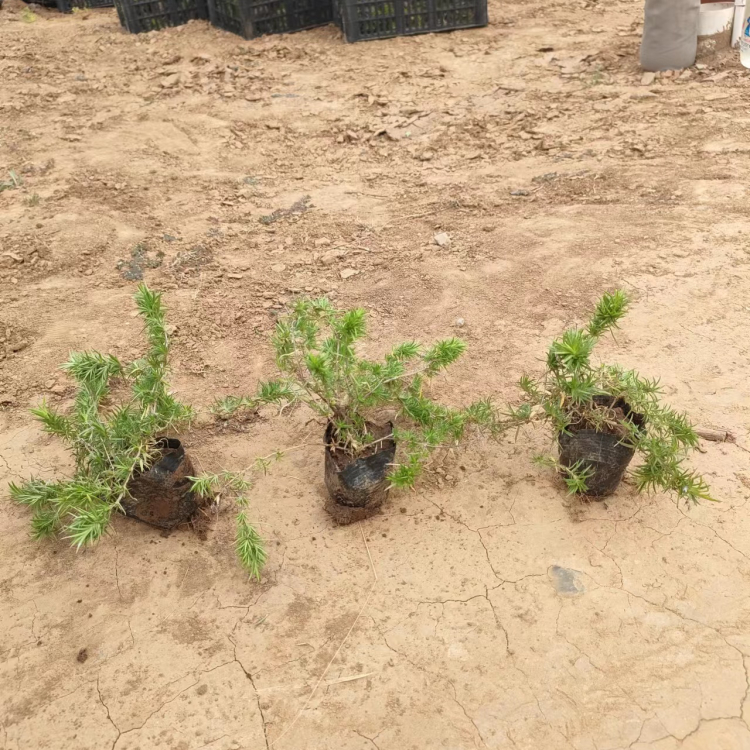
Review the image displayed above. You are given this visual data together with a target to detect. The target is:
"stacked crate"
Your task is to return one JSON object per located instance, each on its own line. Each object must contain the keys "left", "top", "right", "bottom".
{"left": 116, "top": 0, "right": 487, "bottom": 42}
{"left": 114, "top": 0, "right": 207, "bottom": 32}
{"left": 337, "top": 0, "right": 487, "bottom": 42}
{"left": 208, "top": 0, "right": 332, "bottom": 40}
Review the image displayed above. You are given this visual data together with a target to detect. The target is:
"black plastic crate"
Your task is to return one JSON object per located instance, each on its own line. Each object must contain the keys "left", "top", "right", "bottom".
{"left": 208, "top": 0, "right": 332, "bottom": 39}
{"left": 56, "top": 0, "right": 114, "bottom": 12}
{"left": 337, "top": 0, "right": 486, "bottom": 42}
{"left": 115, "top": 0, "right": 207, "bottom": 32}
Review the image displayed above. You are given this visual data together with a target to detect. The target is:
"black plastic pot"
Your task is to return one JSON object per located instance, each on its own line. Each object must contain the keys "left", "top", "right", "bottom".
{"left": 122, "top": 438, "right": 199, "bottom": 529}
{"left": 558, "top": 396, "right": 645, "bottom": 498}
{"left": 323, "top": 421, "right": 396, "bottom": 524}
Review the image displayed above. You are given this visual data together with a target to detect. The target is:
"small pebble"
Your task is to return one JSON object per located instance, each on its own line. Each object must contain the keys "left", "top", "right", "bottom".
{"left": 434, "top": 232, "right": 451, "bottom": 248}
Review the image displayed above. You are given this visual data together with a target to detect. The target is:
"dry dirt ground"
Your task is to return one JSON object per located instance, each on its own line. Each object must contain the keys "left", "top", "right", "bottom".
{"left": 2, "top": 0, "right": 750, "bottom": 748}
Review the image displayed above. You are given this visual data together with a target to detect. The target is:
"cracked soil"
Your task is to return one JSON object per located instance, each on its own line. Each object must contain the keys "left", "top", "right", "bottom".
{"left": 2, "top": 0, "right": 750, "bottom": 748}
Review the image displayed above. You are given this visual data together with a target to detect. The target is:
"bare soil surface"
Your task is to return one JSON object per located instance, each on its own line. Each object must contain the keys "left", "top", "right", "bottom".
{"left": 3, "top": 1, "right": 750, "bottom": 748}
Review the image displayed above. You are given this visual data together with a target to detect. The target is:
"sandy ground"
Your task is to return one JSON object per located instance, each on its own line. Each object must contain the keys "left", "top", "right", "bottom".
{"left": 2, "top": 0, "right": 750, "bottom": 748}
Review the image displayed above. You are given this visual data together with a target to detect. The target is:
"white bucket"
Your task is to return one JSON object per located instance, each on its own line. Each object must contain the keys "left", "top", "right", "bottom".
{"left": 733, "top": 0, "right": 746, "bottom": 47}
{"left": 698, "top": 2, "right": 735, "bottom": 51}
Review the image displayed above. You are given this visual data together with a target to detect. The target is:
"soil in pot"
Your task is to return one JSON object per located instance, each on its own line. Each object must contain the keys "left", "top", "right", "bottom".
{"left": 122, "top": 437, "right": 200, "bottom": 529}
{"left": 323, "top": 421, "right": 396, "bottom": 525}
{"left": 558, "top": 396, "right": 645, "bottom": 498}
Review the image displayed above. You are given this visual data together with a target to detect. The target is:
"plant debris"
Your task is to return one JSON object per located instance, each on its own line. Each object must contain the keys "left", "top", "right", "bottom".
{"left": 116, "top": 243, "right": 164, "bottom": 281}
{"left": 259, "top": 195, "right": 312, "bottom": 225}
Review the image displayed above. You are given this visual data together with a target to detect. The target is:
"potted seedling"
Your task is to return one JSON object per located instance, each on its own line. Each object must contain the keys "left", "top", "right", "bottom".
{"left": 512, "top": 290, "right": 712, "bottom": 503}
{"left": 216, "top": 298, "right": 499, "bottom": 523}
{"left": 9, "top": 285, "right": 266, "bottom": 579}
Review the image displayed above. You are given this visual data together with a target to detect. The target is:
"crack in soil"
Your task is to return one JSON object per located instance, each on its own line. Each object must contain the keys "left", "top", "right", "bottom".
{"left": 113, "top": 678, "right": 202, "bottom": 747}
{"left": 111, "top": 660, "right": 240, "bottom": 748}
{"left": 483, "top": 588, "right": 511, "bottom": 655}
{"left": 618, "top": 586, "right": 750, "bottom": 737}
{"left": 0, "top": 450, "right": 12, "bottom": 475}
{"left": 380, "top": 626, "right": 490, "bottom": 748}
{"left": 676, "top": 509, "right": 750, "bottom": 564}
{"left": 353, "top": 729, "right": 381, "bottom": 750}
{"left": 194, "top": 734, "right": 228, "bottom": 750}
{"left": 553, "top": 600, "right": 608, "bottom": 674}
{"left": 243, "top": 668, "right": 271, "bottom": 750}
{"left": 677, "top": 718, "right": 728, "bottom": 744}
{"left": 114, "top": 546, "right": 123, "bottom": 601}
{"left": 425, "top": 498, "right": 504, "bottom": 581}
{"left": 447, "top": 679, "right": 487, "bottom": 749}
{"left": 741, "top": 656, "right": 750, "bottom": 729}
{"left": 96, "top": 675, "right": 121, "bottom": 750}
{"left": 530, "top": 689, "right": 578, "bottom": 750}
{"left": 228, "top": 638, "right": 270, "bottom": 750}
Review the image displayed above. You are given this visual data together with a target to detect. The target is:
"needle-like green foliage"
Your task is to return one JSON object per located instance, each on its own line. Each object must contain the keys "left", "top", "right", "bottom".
{"left": 215, "top": 298, "right": 501, "bottom": 489}
{"left": 9, "top": 285, "right": 191, "bottom": 549}
{"left": 235, "top": 510, "right": 267, "bottom": 581}
{"left": 188, "top": 470, "right": 267, "bottom": 581}
{"left": 515, "top": 291, "right": 712, "bottom": 504}
{"left": 9, "top": 285, "right": 266, "bottom": 579}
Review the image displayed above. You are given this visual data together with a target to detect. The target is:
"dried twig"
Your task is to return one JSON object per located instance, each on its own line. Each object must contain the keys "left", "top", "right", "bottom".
{"left": 269, "top": 518, "right": 380, "bottom": 746}
{"left": 695, "top": 427, "right": 734, "bottom": 444}
{"left": 360, "top": 521, "right": 377, "bottom": 582}
{"left": 325, "top": 672, "right": 375, "bottom": 686}
{"left": 269, "top": 585, "right": 376, "bottom": 747}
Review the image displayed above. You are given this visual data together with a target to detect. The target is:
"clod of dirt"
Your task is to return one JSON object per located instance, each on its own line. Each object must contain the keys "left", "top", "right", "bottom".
{"left": 259, "top": 195, "right": 311, "bottom": 225}
{"left": 171, "top": 244, "right": 214, "bottom": 273}
{"left": 161, "top": 73, "right": 181, "bottom": 89}
{"left": 0, "top": 322, "right": 34, "bottom": 361}
{"left": 0, "top": 236, "right": 50, "bottom": 277}
{"left": 19, "top": 160, "right": 54, "bottom": 176}
{"left": 434, "top": 232, "right": 451, "bottom": 248}
{"left": 321, "top": 248, "right": 347, "bottom": 265}
{"left": 116, "top": 243, "right": 164, "bottom": 281}
{"left": 76, "top": 648, "right": 88, "bottom": 663}
{"left": 532, "top": 172, "right": 558, "bottom": 184}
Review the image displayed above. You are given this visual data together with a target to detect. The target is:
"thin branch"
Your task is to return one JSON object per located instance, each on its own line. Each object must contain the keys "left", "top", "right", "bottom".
{"left": 270, "top": 584, "right": 376, "bottom": 747}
